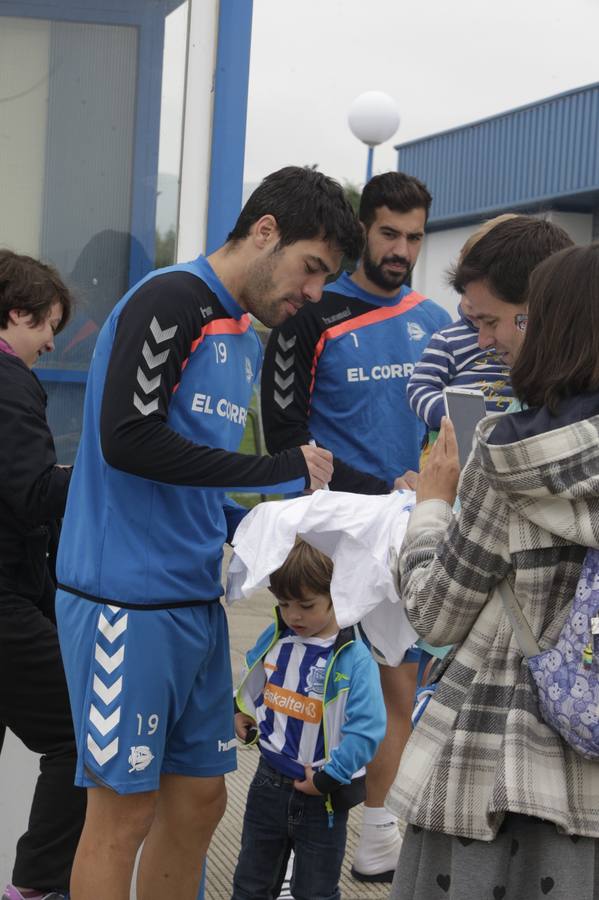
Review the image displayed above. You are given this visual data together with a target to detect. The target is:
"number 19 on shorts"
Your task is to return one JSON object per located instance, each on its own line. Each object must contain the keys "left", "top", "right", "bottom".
{"left": 136, "top": 713, "right": 159, "bottom": 735}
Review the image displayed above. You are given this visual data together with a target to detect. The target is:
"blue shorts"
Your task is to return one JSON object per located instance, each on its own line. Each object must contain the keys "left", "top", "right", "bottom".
{"left": 56, "top": 591, "right": 236, "bottom": 794}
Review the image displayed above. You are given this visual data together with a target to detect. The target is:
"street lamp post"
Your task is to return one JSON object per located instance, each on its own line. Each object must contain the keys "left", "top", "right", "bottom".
{"left": 348, "top": 91, "right": 400, "bottom": 184}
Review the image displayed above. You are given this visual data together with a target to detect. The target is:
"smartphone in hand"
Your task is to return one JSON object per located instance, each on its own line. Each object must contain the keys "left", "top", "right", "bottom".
{"left": 443, "top": 387, "right": 487, "bottom": 467}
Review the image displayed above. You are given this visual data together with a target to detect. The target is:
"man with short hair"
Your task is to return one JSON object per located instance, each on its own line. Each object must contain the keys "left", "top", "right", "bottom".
{"left": 261, "top": 171, "right": 451, "bottom": 883}
{"left": 450, "top": 215, "right": 573, "bottom": 366}
{"left": 54, "top": 166, "right": 363, "bottom": 900}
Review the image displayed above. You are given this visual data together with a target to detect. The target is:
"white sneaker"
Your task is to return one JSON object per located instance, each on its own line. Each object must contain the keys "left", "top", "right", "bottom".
{"left": 351, "top": 816, "right": 402, "bottom": 883}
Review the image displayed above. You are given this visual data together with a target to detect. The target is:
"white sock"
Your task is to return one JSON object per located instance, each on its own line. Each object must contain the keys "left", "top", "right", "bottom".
{"left": 361, "top": 805, "right": 398, "bottom": 827}
{"left": 353, "top": 806, "right": 402, "bottom": 877}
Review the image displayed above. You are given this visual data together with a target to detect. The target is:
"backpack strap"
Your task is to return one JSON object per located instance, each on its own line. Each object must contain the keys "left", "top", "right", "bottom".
{"left": 496, "top": 579, "right": 541, "bottom": 659}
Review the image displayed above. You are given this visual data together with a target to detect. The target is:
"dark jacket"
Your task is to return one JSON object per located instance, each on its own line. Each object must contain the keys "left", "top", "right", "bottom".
{"left": 0, "top": 351, "right": 70, "bottom": 602}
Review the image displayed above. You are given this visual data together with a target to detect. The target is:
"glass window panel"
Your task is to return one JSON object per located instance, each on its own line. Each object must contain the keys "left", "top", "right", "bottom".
{"left": 0, "top": 3, "right": 189, "bottom": 457}
{"left": 0, "top": 18, "right": 50, "bottom": 257}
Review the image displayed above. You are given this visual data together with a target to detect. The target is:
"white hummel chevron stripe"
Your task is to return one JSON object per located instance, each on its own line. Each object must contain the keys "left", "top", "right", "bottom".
{"left": 108, "top": 605, "right": 120, "bottom": 614}
{"left": 93, "top": 674, "right": 123, "bottom": 706}
{"left": 274, "top": 390, "right": 293, "bottom": 410}
{"left": 133, "top": 393, "right": 159, "bottom": 416}
{"left": 98, "top": 612, "right": 128, "bottom": 643}
{"left": 95, "top": 643, "right": 125, "bottom": 675}
{"left": 274, "top": 371, "right": 294, "bottom": 391}
{"left": 150, "top": 316, "right": 178, "bottom": 343}
{"left": 274, "top": 352, "right": 294, "bottom": 372}
{"left": 277, "top": 334, "right": 296, "bottom": 352}
{"left": 87, "top": 733, "right": 119, "bottom": 766}
{"left": 142, "top": 341, "right": 170, "bottom": 370}
{"left": 136, "top": 367, "right": 161, "bottom": 395}
{"left": 89, "top": 703, "right": 121, "bottom": 737}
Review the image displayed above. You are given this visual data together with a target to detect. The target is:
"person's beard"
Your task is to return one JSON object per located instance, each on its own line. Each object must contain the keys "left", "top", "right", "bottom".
{"left": 239, "top": 249, "right": 302, "bottom": 328}
{"left": 361, "top": 241, "right": 413, "bottom": 292}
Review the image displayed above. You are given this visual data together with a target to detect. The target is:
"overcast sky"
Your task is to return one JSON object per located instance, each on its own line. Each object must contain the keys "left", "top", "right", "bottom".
{"left": 244, "top": 0, "right": 599, "bottom": 188}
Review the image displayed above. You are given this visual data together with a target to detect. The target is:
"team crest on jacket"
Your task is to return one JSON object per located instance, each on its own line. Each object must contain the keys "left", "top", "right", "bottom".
{"left": 407, "top": 321, "right": 426, "bottom": 341}
{"left": 245, "top": 357, "right": 253, "bottom": 383}
{"left": 306, "top": 659, "right": 327, "bottom": 694}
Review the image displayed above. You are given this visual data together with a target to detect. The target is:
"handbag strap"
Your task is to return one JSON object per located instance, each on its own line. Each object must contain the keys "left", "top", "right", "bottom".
{"left": 496, "top": 579, "right": 541, "bottom": 659}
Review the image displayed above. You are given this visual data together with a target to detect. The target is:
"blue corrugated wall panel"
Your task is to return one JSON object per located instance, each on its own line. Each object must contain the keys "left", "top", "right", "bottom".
{"left": 397, "top": 82, "right": 599, "bottom": 225}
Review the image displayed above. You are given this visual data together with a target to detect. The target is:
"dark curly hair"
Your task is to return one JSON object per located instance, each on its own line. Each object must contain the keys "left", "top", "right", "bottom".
{"left": 0, "top": 249, "right": 72, "bottom": 332}
{"left": 359, "top": 171, "right": 432, "bottom": 228}
{"left": 227, "top": 166, "right": 363, "bottom": 263}
{"left": 449, "top": 216, "right": 573, "bottom": 304}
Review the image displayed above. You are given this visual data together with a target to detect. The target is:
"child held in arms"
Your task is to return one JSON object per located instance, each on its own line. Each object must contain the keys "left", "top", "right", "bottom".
{"left": 406, "top": 214, "right": 517, "bottom": 466}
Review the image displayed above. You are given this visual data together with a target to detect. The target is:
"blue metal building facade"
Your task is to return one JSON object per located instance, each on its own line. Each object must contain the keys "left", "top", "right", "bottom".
{"left": 0, "top": 0, "right": 254, "bottom": 463}
{"left": 396, "top": 82, "right": 599, "bottom": 230}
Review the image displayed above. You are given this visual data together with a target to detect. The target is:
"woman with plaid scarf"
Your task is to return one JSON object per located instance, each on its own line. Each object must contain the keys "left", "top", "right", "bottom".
{"left": 389, "top": 242, "right": 599, "bottom": 899}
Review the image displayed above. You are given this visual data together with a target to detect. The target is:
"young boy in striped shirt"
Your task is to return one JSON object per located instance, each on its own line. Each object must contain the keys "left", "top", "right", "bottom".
{"left": 407, "top": 216, "right": 516, "bottom": 464}
{"left": 232, "top": 540, "right": 386, "bottom": 900}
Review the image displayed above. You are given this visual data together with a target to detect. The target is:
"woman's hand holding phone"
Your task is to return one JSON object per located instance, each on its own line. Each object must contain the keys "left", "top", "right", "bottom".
{"left": 416, "top": 417, "right": 460, "bottom": 506}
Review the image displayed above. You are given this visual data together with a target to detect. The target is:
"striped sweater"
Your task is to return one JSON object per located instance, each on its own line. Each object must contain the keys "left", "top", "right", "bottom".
{"left": 406, "top": 307, "right": 512, "bottom": 429}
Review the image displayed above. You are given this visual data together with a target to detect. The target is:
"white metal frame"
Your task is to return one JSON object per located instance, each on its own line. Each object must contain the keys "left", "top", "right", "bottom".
{"left": 176, "top": 0, "right": 219, "bottom": 260}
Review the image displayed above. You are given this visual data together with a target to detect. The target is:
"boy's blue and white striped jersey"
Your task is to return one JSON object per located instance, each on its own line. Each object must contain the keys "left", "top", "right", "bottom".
{"left": 57, "top": 257, "right": 309, "bottom": 608}
{"left": 406, "top": 306, "right": 513, "bottom": 429}
{"left": 256, "top": 633, "right": 335, "bottom": 780}
{"left": 237, "top": 614, "right": 386, "bottom": 790}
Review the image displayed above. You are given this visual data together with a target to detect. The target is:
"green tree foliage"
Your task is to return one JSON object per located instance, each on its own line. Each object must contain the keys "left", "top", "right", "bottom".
{"left": 340, "top": 181, "right": 362, "bottom": 274}
{"left": 155, "top": 228, "right": 176, "bottom": 268}
{"left": 343, "top": 180, "right": 361, "bottom": 215}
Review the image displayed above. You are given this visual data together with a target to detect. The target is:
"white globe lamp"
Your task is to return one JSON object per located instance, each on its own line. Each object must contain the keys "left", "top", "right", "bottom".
{"left": 348, "top": 91, "right": 400, "bottom": 183}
